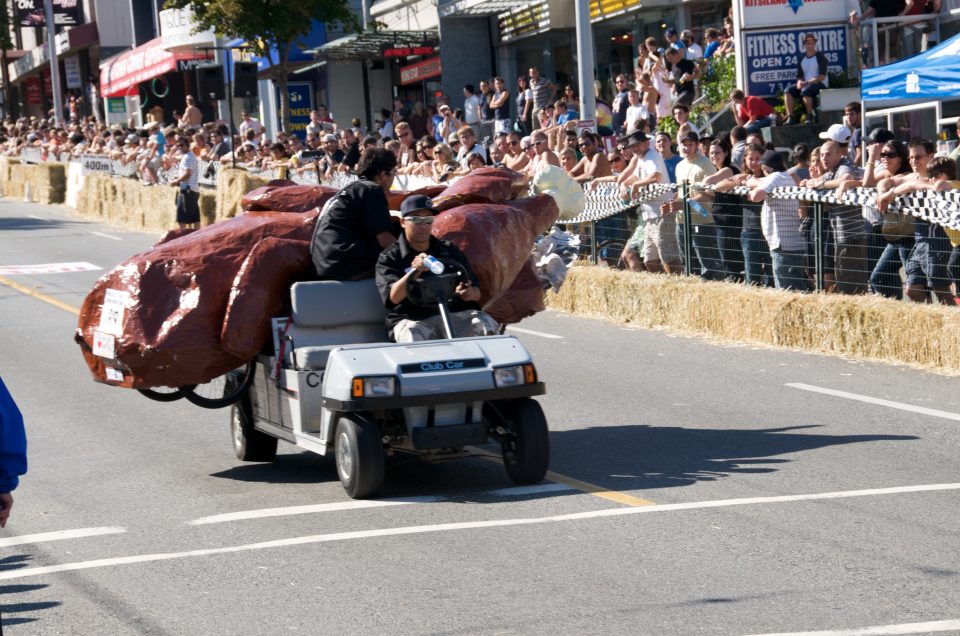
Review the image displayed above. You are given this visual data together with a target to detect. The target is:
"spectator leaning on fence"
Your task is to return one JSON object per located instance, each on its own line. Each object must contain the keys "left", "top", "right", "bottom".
{"left": 747, "top": 150, "right": 809, "bottom": 291}
{"left": 876, "top": 142, "right": 954, "bottom": 304}
{"left": 624, "top": 132, "right": 680, "bottom": 274}
{"left": 568, "top": 131, "right": 611, "bottom": 184}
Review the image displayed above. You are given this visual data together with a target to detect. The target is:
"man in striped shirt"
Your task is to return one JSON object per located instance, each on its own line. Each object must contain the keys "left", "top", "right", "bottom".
{"left": 170, "top": 138, "right": 200, "bottom": 229}
{"left": 528, "top": 67, "right": 555, "bottom": 130}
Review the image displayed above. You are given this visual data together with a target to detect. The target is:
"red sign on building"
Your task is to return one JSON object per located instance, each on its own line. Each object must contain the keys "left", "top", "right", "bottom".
{"left": 400, "top": 57, "right": 442, "bottom": 85}
{"left": 25, "top": 77, "right": 42, "bottom": 105}
{"left": 43, "top": 69, "right": 52, "bottom": 97}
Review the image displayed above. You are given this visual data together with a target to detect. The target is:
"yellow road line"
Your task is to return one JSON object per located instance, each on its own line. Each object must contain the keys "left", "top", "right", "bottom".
{"left": 470, "top": 450, "right": 656, "bottom": 508}
{"left": 0, "top": 275, "right": 79, "bottom": 315}
{"left": 2, "top": 277, "right": 653, "bottom": 508}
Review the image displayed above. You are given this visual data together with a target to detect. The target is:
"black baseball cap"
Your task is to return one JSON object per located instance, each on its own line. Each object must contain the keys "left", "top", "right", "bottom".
{"left": 627, "top": 131, "right": 648, "bottom": 145}
{"left": 761, "top": 149, "right": 787, "bottom": 172}
{"left": 679, "top": 131, "right": 700, "bottom": 144}
{"left": 400, "top": 194, "right": 439, "bottom": 217}
{"left": 867, "top": 127, "right": 895, "bottom": 145}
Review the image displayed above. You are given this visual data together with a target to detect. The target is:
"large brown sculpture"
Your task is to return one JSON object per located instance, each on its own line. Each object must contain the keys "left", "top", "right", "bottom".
{"left": 75, "top": 169, "right": 559, "bottom": 390}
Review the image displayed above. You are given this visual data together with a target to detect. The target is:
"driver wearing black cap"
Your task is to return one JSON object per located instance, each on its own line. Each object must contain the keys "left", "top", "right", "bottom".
{"left": 375, "top": 195, "right": 498, "bottom": 342}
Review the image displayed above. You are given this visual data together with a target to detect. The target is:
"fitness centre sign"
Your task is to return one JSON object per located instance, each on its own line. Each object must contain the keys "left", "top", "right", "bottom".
{"left": 743, "top": 26, "right": 847, "bottom": 98}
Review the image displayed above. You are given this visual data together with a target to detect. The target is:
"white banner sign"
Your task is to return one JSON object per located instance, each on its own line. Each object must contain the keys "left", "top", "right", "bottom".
{"left": 64, "top": 55, "right": 82, "bottom": 89}
{"left": 80, "top": 154, "right": 113, "bottom": 175}
{"left": 738, "top": 0, "right": 849, "bottom": 29}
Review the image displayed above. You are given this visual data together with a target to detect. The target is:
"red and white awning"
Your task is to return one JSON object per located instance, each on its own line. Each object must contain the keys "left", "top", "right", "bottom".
{"left": 100, "top": 37, "right": 210, "bottom": 98}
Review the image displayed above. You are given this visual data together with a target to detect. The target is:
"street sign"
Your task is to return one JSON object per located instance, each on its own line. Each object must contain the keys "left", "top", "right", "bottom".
{"left": 743, "top": 26, "right": 848, "bottom": 98}
{"left": 287, "top": 82, "right": 314, "bottom": 141}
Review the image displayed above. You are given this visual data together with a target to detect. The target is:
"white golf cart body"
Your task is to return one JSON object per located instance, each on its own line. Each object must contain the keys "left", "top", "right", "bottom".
{"left": 236, "top": 278, "right": 549, "bottom": 497}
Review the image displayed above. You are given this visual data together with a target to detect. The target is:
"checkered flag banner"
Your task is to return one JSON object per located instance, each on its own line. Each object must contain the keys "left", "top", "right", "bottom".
{"left": 566, "top": 182, "right": 676, "bottom": 224}
{"left": 577, "top": 182, "right": 960, "bottom": 231}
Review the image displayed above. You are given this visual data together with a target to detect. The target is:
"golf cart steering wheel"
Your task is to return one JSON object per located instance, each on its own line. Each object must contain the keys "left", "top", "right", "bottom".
{"left": 405, "top": 257, "right": 471, "bottom": 309}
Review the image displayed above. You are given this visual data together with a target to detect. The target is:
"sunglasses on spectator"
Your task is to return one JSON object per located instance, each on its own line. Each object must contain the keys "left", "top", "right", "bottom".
{"left": 880, "top": 151, "right": 899, "bottom": 158}
{"left": 406, "top": 216, "right": 434, "bottom": 225}
{"left": 509, "top": 140, "right": 519, "bottom": 146}
{"left": 534, "top": 140, "right": 546, "bottom": 146}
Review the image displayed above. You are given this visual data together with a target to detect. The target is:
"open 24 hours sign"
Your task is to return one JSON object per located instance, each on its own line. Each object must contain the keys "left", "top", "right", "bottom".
{"left": 744, "top": 26, "right": 848, "bottom": 98}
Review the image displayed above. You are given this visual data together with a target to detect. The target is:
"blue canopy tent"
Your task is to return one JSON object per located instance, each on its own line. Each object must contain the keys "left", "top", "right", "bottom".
{"left": 861, "top": 32, "right": 960, "bottom": 104}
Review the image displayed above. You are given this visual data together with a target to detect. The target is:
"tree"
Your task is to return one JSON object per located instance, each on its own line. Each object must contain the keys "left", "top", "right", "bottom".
{"left": 164, "top": 0, "right": 359, "bottom": 133}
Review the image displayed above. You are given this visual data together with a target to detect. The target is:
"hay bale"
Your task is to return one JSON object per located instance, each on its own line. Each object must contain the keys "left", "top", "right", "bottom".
{"left": 547, "top": 266, "right": 960, "bottom": 374}
{"left": 215, "top": 168, "right": 269, "bottom": 221}
{"left": 30, "top": 162, "right": 66, "bottom": 204}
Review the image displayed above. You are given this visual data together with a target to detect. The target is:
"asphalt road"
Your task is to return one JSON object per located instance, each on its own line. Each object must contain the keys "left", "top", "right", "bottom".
{"left": 1, "top": 198, "right": 959, "bottom": 635}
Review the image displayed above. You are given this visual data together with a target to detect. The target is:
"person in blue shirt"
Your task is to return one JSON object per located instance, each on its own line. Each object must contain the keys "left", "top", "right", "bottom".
{"left": 0, "top": 376, "right": 27, "bottom": 527}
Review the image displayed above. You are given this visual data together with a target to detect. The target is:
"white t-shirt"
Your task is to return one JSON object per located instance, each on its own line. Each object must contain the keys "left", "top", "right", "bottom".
{"left": 625, "top": 105, "right": 648, "bottom": 134}
{"left": 685, "top": 43, "right": 704, "bottom": 60}
{"left": 464, "top": 94, "right": 482, "bottom": 125}
{"left": 238, "top": 117, "right": 263, "bottom": 141}
{"left": 800, "top": 54, "right": 822, "bottom": 84}
{"left": 636, "top": 147, "right": 670, "bottom": 220}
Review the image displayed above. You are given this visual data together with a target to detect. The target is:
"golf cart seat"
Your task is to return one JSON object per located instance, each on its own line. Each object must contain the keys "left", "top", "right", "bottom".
{"left": 285, "top": 279, "right": 389, "bottom": 370}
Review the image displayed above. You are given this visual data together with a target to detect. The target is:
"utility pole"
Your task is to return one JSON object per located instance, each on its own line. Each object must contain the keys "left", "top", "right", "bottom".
{"left": 44, "top": 0, "right": 63, "bottom": 127}
{"left": 574, "top": 0, "right": 596, "bottom": 125}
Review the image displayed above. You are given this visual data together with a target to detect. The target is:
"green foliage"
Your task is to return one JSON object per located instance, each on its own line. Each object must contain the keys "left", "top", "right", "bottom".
{"left": 0, "top": 0, "right": 13, "bottom": 52}
{"left": 164, "top": 0, "right": 360, "bottom": 61}
{"left": 657, "top": 115, "right": 679, "bottom": 137}
{"left": 694, "top": 55, "right": 737, "bottom": 118}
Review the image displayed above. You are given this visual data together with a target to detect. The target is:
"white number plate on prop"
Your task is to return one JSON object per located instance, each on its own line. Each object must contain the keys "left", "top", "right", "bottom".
{"left": 98, "top": 289, "right": 129, "bottom": 336}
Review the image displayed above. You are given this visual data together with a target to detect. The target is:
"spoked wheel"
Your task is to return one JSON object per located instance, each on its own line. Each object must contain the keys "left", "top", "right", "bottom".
{"left": 335, "top": 415, "right": 384, "bottom": 499}
{"left": 184, "top": 361, "right": 255, "bottom": 409}
{"left": 137, "top": 385, "right": 195, "bottom": 402}
{"left": 230, "top": 387, "right": 277, "bottom": 462}
{"left": 495, "top": 398, "right": 550, "bottom": 485}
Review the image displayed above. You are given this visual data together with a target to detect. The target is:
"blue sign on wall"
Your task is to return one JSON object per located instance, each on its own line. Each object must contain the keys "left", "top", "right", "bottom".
{"left": 744, "top": 26, "right": 848, "bottom": 98}
{"left": 287, "top": 82, "right": 314, "bottom": 141}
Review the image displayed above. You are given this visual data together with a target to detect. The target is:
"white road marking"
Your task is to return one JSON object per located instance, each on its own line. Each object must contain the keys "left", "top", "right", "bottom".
{"left": 3, "top": 482, "right": 958, "bottom": 580}
{"left": 0, "top": 526, "right": 126, "bottom": 548}
{"left": 787, "top": 383, "right": 960, "bottom": 422}
{"left": 0, "top": 261, "right": 102, "bottom": 276}
{"left": 189, "top": 483, "right": 576, "bottom": 526}
{"left": 26, "top": 215, "right": 49, "bottom": 222}
{"left": 744, "top": 618, "right": 960, "bottom": 635}
{"left": 506, "top": 326, "right": 564, "bottom": 339}
{"left": 90, "top": 231, "right": 122, "bottom": 241}
{"left": 188, "top": 496, "right": 441, "bottom": 526}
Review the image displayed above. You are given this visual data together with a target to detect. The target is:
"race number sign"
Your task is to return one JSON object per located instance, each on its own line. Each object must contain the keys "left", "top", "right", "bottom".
{"left": 98, "top": 288, "right": 129, "bottom": 337}
{"left": 744, "top": 26, "right": 847, "bottom": 98}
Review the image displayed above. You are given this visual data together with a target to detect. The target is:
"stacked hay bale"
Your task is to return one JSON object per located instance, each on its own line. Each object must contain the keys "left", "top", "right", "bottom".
{"left": 215, "top": 168, "right": 270, "bottom": 221}
{"left": 0, "top": 158, "right": 66, "bottom": 203}
{"left": 548, "top": 267, "right": 960, "bottom": 373}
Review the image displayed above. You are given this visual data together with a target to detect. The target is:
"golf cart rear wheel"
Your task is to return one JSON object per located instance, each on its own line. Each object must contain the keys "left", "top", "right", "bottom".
{"left": 230, "top": 389, "right": 277, "bottom": 462}
{"left": 335, "top": 415, "right": 384, "bottom": 499}
{"left": 137, "top": 385, "right": 194, "bottom": 402}
{"left": 499, "top": 398, "right": 550, "bottom": 485}
{"left": 184, "top": 361, "right": 255, "bottom": 409}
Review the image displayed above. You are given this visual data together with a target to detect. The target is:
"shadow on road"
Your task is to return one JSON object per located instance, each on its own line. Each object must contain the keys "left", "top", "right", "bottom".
{"left": 210, "top": 452, "right": 335, "bottom": 485}
{"left": 549, "top": 423, "right": 918, "bottom": 490}
{"left": 0, "top": 564, "right": 55, "bottom": 628}
{"left": 0, "top": 217, "right": 68, "bottom": 231}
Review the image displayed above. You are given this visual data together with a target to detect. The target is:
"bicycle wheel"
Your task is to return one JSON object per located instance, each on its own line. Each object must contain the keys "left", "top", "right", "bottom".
{"left": 183, "top": 361, "right": 255, "bottom": 409}
{"left": 137, "top": 386, "right": 193, "bottom": 402}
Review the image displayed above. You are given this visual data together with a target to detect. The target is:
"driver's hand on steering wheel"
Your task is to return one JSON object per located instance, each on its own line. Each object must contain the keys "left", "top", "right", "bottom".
{"left": 411, "top": 253, "right": 429, "bottom": 274}
{"left": 455, "top": 281, "right": 481, "bottom": 302}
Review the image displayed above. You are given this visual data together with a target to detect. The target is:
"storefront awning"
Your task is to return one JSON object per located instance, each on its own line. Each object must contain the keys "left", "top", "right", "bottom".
{"left": 438, "top": 0, "right": 523, "bottom": 18}
{"left": 307, "top": 30, "right": 439, "bottom": 62}
{"left": 100, "top": 37, "right": 211, "bottom": 98}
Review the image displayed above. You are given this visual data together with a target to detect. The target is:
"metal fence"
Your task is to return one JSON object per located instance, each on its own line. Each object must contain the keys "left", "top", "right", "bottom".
{"left": 567, "top": 182, "right": 960, "bottom": 302}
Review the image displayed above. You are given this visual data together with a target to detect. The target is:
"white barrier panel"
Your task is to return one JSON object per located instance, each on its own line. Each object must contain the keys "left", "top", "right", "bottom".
{"left": 65, "top": 161, "right": 84, "bottom": 209}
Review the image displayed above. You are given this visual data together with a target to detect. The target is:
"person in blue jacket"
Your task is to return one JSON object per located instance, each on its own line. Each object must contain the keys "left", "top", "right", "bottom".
{"left": 0, "top": 376, "right": 28, "bottom": 528}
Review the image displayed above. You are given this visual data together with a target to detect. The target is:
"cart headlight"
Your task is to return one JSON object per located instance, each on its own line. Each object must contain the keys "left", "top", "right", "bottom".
{"left": 351, "top": 376, "right": 397, "bottom": 398}
{"left": 493, "top": 364, "right": 537, "bottom": 388}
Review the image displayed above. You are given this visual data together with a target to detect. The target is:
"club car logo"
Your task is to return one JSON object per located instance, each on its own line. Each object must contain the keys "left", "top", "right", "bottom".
{"left": 400, "top": 359, "right": 486, "bottom": 374}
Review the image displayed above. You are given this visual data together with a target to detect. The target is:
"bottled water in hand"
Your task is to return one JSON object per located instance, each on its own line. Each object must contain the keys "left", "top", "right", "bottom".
{"left": 424, "top": 255, "right": 445, "bottom": 275}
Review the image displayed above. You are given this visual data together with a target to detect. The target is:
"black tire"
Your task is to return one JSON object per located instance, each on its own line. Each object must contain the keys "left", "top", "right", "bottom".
{"left": 335, "top": 415, "right": 384, "bottom": 499}
{"left": 184, "top": 361, "right": 255, "bottom": 409}
{"left": 230, "top": 388, "right": 277, "bottom": 462}
{"left": 137, "top": 386, "right": 192, "bottom": 402}
{"left": 499, "top": 398, "right": 550, "bottom": 485}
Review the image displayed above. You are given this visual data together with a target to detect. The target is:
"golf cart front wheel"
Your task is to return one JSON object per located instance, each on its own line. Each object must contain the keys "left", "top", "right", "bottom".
{"left": 499, "top": 398, "right": 550, "bottom": 485}
{"left": 335, "top": 415, "right": 384, "bottom": 499}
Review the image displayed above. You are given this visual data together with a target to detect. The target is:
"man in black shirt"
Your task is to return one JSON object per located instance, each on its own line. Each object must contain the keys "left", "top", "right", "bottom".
{"left": 311, "top": 148, "right": 398, "bottom": 280}
{"left": 375, "top": 195, "right": 499, "bottom": 342}
{"left": 665, "top": 45, "right": 698, "bottom": 107}
{"left": 339, "top": 128, "right": 361, "bottom": 170}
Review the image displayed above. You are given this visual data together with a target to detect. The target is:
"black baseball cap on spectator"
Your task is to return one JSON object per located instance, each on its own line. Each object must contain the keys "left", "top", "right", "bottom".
{"left": 665, "top": 27, "right": 679, "bottom": 37}
{"left": 679, "top": 131, "right": 700, "bottom": 144}
{"left": 627, "top": 131, "right": 647, "bottom": 145}
{"left": 867, "top": 127, "right": 895, "bottom": 145}
{"left": 761, "top": 149, "right": 787, "bottom": 172}
{"left": 400, "top": 194, "right": 439, "bottom": 217}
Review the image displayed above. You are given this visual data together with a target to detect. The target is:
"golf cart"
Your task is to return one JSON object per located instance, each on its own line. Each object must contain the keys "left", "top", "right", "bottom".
{"left": 229, "top": 261, "right": 549, "bottom": 498}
